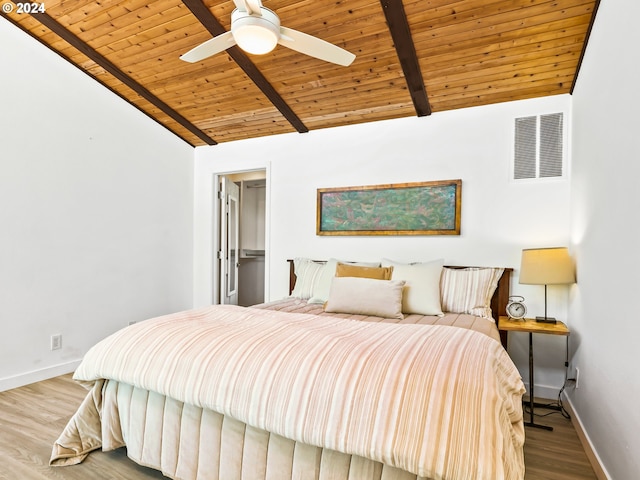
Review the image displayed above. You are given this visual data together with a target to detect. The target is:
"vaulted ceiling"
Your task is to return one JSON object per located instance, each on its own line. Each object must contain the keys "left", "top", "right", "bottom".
{"left": 2, "top": 0, "right": 599, "bottom": 146}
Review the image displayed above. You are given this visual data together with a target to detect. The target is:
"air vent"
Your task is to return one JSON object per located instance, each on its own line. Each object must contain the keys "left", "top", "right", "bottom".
{"left": 513, "top": 113, "right": 564, "bottom": 180}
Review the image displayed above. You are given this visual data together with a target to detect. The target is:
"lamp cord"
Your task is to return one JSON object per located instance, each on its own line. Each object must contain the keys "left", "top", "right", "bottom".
{"left": 524, "top": 335, "right": 572, "bottom": 420}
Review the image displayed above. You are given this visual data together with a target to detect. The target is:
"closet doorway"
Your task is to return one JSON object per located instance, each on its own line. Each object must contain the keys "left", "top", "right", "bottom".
{"left": 214, "top": 170, "right": 266, "bottom": 306}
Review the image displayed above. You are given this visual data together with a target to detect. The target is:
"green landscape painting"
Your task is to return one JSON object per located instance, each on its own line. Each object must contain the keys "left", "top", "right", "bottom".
{"left": 317, "top": 180, "right": 461, "bottom": 236}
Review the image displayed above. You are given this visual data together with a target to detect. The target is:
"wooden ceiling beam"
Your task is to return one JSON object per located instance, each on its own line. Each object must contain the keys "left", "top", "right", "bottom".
{"left": 3, "top": 2, "right": 217, "bottom": 146}
{"left": 571, "top": 0, "right": 601, "bottom": 93}
{"left": 182, "top": 0, "right": 308, "bottom": 134}
{"left": 380, "top": 0, "right": 431, "bottom": 116}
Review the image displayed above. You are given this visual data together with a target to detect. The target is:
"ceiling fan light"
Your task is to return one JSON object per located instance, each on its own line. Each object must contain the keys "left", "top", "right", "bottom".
{"left": 234, "top": 25, "right": 279, "bottom": 54}
{"left": 232, "top": 8, "right": 281, "bottom": 55}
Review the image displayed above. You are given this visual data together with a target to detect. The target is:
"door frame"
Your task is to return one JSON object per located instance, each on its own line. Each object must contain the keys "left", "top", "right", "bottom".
{"left": 212, "top": 168, "right": 269, "bottom": 305}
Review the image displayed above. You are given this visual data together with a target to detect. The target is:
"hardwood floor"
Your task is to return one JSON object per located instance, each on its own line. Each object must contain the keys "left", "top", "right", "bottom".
{"left": 0, "top": 374, "right": 166, "bottom": 480}
{"left": 522, "top": 402, "right": 598, "bottom": 480}
{"left": 0, "top": 375, "right": 598, "bottom": 479}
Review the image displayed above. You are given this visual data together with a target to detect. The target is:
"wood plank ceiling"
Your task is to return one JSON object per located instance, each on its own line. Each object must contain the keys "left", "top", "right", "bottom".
{"left": 2, "top": 0, "right": 599, "bottom": 146}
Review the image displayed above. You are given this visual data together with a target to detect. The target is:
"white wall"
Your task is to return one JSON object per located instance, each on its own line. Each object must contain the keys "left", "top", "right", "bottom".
{"left": 194, "top": 94, "right": 573, "bottom": 397}
{"left": 570, "top": 0, "right": 640, "bottom": 477}
{"left": 0, "top": 19, "right": 194, "bottom": 390}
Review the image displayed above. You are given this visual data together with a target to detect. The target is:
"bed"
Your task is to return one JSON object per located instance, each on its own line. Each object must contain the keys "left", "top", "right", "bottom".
{"left": 50, "top": 258, "right": 525, "bottom": 480}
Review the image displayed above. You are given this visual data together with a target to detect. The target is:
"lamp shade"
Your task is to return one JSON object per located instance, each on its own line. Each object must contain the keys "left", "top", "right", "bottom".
{"left": 519, "top": 247, "right": 576, "bottom": 285}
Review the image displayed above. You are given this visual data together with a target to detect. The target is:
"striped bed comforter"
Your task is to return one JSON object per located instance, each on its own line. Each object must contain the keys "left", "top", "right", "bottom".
{"left": 51, "top": 304, "right": 525, "bottom": 479}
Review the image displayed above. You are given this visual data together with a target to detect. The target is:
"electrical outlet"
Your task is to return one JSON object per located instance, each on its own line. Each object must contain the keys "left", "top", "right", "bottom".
{"left": 575, "top": 367, "right": 580, "bottom": 389}
{"left": 51, "top": 334, "right": 62, "bottom": 351}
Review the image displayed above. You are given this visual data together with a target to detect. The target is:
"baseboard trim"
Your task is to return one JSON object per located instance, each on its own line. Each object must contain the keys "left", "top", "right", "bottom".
{"left": 0, "top": 360, "right": 81, "bottom": 392}
{"left": 530, "top": 384, "right": 560, "bottom": 400}
{"left": 562, "top": 393, "right": 611, "bottom": 480}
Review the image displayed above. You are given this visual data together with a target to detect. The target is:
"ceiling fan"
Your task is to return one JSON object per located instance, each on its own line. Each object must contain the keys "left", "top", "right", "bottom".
{"left": 180, "top": 0, "right": 355, "bottom": 66}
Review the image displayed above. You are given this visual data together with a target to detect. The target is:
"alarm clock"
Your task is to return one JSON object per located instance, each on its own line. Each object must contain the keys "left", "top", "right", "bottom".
{"left": 506, "top": 296, "right": 527, "bottom": 319}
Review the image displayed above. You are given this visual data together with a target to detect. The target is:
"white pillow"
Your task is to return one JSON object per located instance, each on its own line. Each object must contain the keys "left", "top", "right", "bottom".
{"left": 440, "top": 267, "right": 504, "bottom": 319}
{"left": 324, "top": 277, "right": 405, "bottom": 319}
{"left": 383, "top": 258, "right": 444, "bottom": 316}
{"left": 291, "top": 258, "right": 325, "bottom": 299}
{"left": 308, "top": 258, "right": 380, "bottom": 304}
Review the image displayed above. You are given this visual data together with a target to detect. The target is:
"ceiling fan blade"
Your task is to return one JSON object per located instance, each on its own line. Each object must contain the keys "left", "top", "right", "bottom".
{"left": 180, "top": 31, "right": 236, "bottom": 63}
{"left": 279, "top": 26, "right": 355, "bottom": 67}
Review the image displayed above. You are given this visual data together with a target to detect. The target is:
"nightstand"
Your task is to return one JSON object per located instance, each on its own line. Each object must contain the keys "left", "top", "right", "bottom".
{"left": 499, "top": 316, "right": 570, "bottom": 431}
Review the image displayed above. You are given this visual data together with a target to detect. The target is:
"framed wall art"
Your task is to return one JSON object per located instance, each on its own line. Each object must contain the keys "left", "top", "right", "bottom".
{"left": 317, "top": 179, "right": 462, "bottom": 236}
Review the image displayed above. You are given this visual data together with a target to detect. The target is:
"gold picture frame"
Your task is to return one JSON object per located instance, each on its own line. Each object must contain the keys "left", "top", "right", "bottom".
{"left": 317, "top": 179, "right": 462, "bottom": 236}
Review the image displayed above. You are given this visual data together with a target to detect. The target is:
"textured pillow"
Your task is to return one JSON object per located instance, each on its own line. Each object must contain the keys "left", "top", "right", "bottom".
{"left": 308, "top": 258, "right": 381, "bottom": 304}
{"left": 291, "top": 258, "right": 325, "bottom": 299}
{"left": 335, "top": 263, "right": 393, "bottom": 280}
{"left": 324, "top": 277, "right": 405, "bottom": 319}
{"left": 383, "top": 259, "right": 444, "bottom": 315}
{"left": 440, "top": 267, "right": 504, "bottom": 319}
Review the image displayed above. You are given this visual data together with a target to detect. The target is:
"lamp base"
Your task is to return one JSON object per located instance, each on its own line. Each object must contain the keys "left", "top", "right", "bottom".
{"left": 535, "top": 316, "right": 557, "bottom": 324}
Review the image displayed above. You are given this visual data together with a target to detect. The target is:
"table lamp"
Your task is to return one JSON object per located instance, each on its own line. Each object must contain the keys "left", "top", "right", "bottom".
{"left": 519, "top": 247, "right": 576, "bottom": 323}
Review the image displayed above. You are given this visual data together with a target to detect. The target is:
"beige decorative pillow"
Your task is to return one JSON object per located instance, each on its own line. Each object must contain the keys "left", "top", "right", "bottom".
{"left": 291, "top": 258, "right": 325, "bottom": 299}
{"left": 383, "top": 258, "right": 444, "bottom": 316}
{"left": 324, "top": 277, "right": 405, "bottom": 319}
{"left": 335, "top": 263, "right": 393, "bottom": 280}
{"left": 440, "top": 267, "right": 505, "bottom": 319}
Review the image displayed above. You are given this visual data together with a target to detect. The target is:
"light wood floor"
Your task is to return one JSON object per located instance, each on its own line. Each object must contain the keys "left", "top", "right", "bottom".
{"left": 0, "top": 375, "right": 597, "bottom": 479}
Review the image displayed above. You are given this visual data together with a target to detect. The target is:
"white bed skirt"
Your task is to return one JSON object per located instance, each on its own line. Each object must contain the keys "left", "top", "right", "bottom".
{"left": 108, "top": 380, "right": 425, "bottom": 480}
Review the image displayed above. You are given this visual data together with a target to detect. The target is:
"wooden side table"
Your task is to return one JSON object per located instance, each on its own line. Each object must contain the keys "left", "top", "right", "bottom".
{"left": 499, "top": 316, "right": 570, "bottom": 431}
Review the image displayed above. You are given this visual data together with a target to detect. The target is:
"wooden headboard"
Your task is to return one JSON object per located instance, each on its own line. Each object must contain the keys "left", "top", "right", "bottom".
{"left": 287, "top": 259, "right": 512, "bottom": 348}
